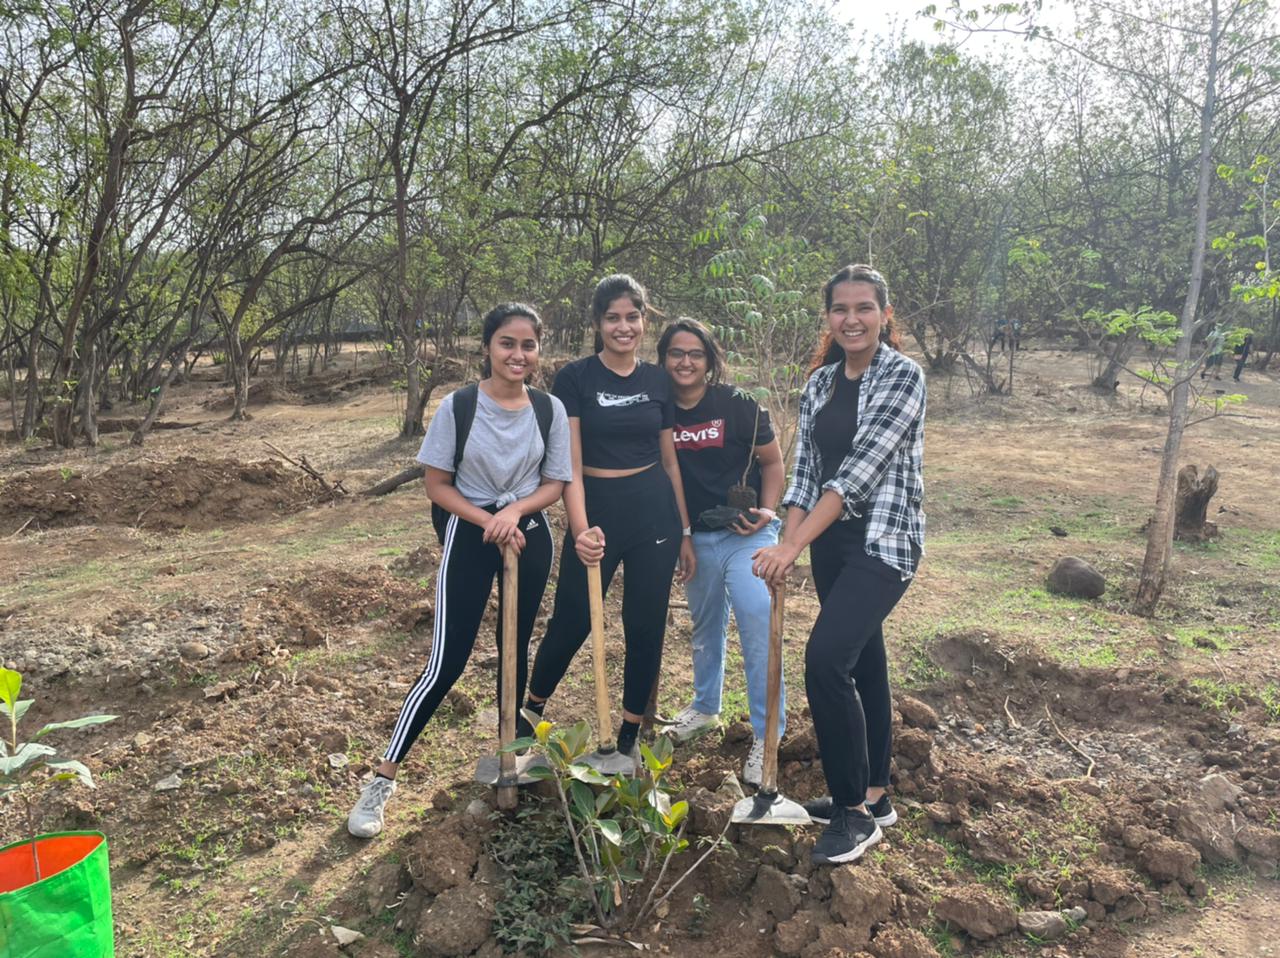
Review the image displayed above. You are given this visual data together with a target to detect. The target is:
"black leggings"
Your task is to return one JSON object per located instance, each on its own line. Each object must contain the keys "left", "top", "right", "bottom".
{"left": 529, "top": 466, "right": 681, "bottom": 716}
{"left": 383, "top": 509, "right": 553, "bottom": 763}
{"left": 806, "top": 521, "right": 913, "bottom": 806}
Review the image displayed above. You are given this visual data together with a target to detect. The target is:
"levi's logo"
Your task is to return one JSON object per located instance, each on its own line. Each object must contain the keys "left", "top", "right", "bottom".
{"left": 673, "top": 418, "right": 725, "bottom": 450}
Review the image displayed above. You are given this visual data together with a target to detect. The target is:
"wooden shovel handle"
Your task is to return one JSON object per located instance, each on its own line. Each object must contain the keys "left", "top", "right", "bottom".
{"left": 497, "top": 544, "right": 519, "bottom": 810}
{"left": 761, "top": 582, "right": 785, "bottom": 794}
{"left": 587, "top": 549, "right": 613, "bottom": 748}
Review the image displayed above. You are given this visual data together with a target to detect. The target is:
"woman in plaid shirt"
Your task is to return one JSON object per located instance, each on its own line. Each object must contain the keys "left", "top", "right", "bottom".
{"left": 753, "top": 264, "right": 925, "bottom": 867}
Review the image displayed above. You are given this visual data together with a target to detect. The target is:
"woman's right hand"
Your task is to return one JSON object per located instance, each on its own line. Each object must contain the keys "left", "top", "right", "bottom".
{"left": 574, "top": 526, "right": 606, "bottom": 566}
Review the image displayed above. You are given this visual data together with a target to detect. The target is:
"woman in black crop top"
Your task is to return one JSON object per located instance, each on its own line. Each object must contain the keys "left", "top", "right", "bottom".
{"left": 526, "top": 274, "right": 695, "bottom": 760}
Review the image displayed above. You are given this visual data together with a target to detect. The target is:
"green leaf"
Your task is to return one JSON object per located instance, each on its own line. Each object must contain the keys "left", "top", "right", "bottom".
{"left": 35, "top": 714, "right": 117, "bottom": 738}
{"left": 0, "top": 668, "right": 20, "bottom": 712}
{"left": 45, "top": 758, "right": 94, "bottom": 788}
{"left": 0, "top": 699, "right": 32, "bottom": 723}
{"left": 597, "top": 819, "right": 623, "bottom": 846}
{"left": 566, "top": 763, "right": 610, "bottom": 785}
{"left": 498, "top": 736, "right": 536, "bottom": 753}
{"left": 0, "top": 741, "right": 56, "bottom": 776}
{"left": 569, "top": 780, "right": 596, "bottom": 822}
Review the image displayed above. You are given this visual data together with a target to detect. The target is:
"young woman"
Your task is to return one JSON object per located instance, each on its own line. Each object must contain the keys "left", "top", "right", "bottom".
{"left": 348, "top": 303, "right": 572, "bottom": 838}
{"left": 753, "top": 264, "right": 925, "bottom": 866}
{"left": 657, "top": 318, "right": 785, "bottom": 786}
{"left": 525, "top": 274, "right": 696, "bottom": 760}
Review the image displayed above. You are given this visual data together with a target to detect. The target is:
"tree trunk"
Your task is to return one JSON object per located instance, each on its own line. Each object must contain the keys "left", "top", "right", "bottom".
{"left": 1092, "top": 329, "right": 1135, "bottom": 391}
{"left": 1173, "top": 464, "right": 1219, "bottom": 542}
{"left": 228, "top": 339, "right": 252, "bottom": 422}
{"left": 131, "top": 353, "right": 184, "bottom": 446}
{"left": 363, "top": 464, "right": 426, "bottom": 496}
{"left": 1134, "top": 0, "right": 1219, "bottom": 617}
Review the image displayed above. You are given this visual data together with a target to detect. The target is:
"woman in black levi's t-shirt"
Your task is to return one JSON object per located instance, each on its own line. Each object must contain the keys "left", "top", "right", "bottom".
{"left": 526, "top": 274, "right": 696, "bottom": 761}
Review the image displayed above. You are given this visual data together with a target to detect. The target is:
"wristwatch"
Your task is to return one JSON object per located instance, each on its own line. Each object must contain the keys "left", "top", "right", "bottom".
{"left": 682, "top": 526, "right": 692, "bottom": 537}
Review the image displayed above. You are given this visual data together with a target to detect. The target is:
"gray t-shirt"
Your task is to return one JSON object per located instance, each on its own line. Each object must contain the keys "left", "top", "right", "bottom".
{"left": 417, "top": 387, "right": 573, "bottom": 507}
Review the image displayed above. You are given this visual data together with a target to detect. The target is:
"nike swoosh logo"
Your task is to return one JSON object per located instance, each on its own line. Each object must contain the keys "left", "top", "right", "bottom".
{"left": 597, "top": 391, "right": 650, "bottom": 407}
{"left": 655, "top": 537, "right": 668, "bottom": 544}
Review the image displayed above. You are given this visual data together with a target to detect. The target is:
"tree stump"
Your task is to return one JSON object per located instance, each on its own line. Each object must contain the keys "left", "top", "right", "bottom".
{"left": 1174, "top": 464, "right": 1219, "bottom": 542}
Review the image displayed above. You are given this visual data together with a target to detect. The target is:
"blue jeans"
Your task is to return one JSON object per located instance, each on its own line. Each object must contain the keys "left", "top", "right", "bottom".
{"left": 684, "top": 520, "right": 784, "bottom": 740}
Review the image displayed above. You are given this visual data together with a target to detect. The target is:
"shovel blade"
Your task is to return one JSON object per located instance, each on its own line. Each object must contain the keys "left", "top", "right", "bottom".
{"left": 474, "top": 751, "right": 549, "bottom": 786}
{"left": 731, "top": 790, "right": 811, "bottom": 826}
{"left": 577, "top": 747, "right": 638, "bottom": 776}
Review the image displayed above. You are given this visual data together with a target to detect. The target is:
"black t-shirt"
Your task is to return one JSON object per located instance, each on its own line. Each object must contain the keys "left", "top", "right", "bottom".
{"left": 673, "top": 385, "right": 775, "bottom": 532}
{"left": 814, "top": 370, "right": 861, "bottom": 488}
{"left": 553, "top": 355, "right": 674, "bottom": 469}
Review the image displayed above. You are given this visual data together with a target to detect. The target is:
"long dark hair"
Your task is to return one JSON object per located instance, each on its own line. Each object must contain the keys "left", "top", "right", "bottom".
{"left": 809, "top": 264, "right": 902, "bottom": 374}
{"left": 481, "top": 302, "right": 542, "bottom": 376}
{"left": 655, "top": 317, "right": 726, "bottom": 385}
{"left": 590, "top": 274, "right": 650, "bottom": 353}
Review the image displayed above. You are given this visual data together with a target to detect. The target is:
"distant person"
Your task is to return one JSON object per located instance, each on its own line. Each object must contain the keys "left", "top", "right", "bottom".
{"left": 1201, "top": 344, "right": 1224, "bottom": 380}
{"left": 1233, "top": 333, "right": 1254, "bottom": 382}
{"left": 753, "top": 264, "right": 925, "bottom": 867}
{"left": 990, "top": 317, "right": 1009, "bottom": 352}
{"left": 347, "top": 303, "right": 572, "bottom": 838}
{"left": 658, "top": 317, "right": 786, "bottom": 785}
{"left": 525, "top": 274, "right": 696, "bottom": 763}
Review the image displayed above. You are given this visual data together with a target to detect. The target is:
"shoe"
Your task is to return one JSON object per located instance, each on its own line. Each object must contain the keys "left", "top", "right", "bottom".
{"left": 742, "top": 737, "right": 765, "bottom": 787}
{"left": 347, "top": 776, "right": 396, "bottom": 838}
{"left": 665, "top": 706, "right": 721, "bottom": 743}
{"left": 804, "top": 794, "right": 897, "bottom": 827}
{"left": 811, "top": 805, "right": 882, "bottom": 865}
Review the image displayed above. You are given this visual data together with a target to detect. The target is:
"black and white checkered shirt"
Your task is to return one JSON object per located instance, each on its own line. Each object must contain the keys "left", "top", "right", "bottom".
{"left": 781, "top": 345, "right": 926, "bottom": 579}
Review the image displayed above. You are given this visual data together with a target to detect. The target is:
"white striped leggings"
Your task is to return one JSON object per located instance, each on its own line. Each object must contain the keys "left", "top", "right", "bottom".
{"left": 382, "top": 509, "right": 553, "bottom": 764}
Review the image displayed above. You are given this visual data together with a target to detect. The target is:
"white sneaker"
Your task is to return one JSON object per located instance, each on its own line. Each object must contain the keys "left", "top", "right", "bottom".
{"left": 347, "top": 776, "right": 396, "bottom": 838}
{"left": 742, "top": 737, "right": 765, "bottom": 787}
{"left": 665, "top": 706, "right": 721, "bottom": 743}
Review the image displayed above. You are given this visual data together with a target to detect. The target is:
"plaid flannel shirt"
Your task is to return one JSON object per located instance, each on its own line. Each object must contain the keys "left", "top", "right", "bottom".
{"left": 781, "top": 345, "right": 926, "bottom": 579}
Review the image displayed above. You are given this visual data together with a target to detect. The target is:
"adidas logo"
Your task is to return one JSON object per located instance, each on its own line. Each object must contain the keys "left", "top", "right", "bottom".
{"left": 525, "top": 519, "right": 539, "bottom": 530}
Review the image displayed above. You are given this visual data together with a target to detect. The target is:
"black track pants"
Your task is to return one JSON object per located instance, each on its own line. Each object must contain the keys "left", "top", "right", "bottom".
{"left": 529, "top": 467, "right": 681, "bottom": 716}
{"left": 806, "top": 522, "right": 913, "bottom": 806}
{"left": 383, "top": 510, "right": 553, "bottom": 763}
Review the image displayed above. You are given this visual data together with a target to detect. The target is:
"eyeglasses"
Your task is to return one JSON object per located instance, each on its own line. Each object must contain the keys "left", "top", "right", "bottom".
{"left": 666, "top": 348, "right": 706, "bottom": 362}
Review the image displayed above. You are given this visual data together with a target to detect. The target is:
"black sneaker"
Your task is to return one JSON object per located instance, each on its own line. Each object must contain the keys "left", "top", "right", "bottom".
{"left": 804, "top": 795, "right": 897, "bottom": 827}
{"left": 811, "top": 805, "right": 882, "bottom": 865}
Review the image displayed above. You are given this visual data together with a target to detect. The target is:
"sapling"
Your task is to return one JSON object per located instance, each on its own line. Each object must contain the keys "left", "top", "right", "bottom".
{"left": 0, "top": 667, "right": 117, "bottom": 881}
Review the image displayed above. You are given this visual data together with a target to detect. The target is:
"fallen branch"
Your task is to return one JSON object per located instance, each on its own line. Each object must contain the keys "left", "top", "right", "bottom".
{"left": 1003, "top": 695, "right": 1020, "bottom": 729}
{"left": 262, "top": 440, "right": 346, "bottom": 497}
{"left": 6, "top": 516, "right": 34, "bottom": 539}
{"left": 362, "top": 464, "right": 425, "bottom": 497}
{"left": 1043, "top": 703, "right": 1095, "bottom": 778}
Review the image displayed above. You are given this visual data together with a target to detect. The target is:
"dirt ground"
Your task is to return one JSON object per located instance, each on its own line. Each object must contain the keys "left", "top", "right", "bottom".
{"left": 1, "top": 345, "right": 1278, "bottom": 958}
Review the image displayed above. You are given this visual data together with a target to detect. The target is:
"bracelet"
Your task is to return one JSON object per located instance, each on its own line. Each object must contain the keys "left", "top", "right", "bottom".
{"left": 682, "top": 526, "right": 692, "bottom": 537}
{"left": 755, "top": 507, "right": 778, "bottom": 521}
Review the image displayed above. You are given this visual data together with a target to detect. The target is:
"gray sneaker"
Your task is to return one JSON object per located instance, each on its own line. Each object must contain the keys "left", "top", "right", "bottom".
{"left": 742, "top": 737, "right": 765, "bottom": 787}
{"left": 347, "top": 776, "right": 396, "bottom": 838}
{"left": 664, "top": 706, "right": 721, "bottom": 743}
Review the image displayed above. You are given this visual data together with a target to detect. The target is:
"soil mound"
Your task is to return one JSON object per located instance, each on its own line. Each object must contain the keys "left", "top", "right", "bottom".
{"left": 0, "top": 456, "right": 325, "bottom": 532}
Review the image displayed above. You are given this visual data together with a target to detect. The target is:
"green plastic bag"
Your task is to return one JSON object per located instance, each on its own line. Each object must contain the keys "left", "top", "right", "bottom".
{"left": 0, "top": 831, "right": 114, "bottom": 958}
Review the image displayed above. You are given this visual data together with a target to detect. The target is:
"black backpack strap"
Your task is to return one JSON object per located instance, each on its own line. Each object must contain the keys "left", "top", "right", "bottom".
{"left": 450, "top": 383, "right": 479, "bottom": 471}
{"left": 528, "top": 387, "right": 554, "bottom": 469}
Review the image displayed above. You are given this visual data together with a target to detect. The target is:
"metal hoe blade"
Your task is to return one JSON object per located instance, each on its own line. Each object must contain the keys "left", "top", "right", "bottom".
{"left": 577, "top": 746, "right": 638, "bottom": 776}
{"left": 474, "top": 751, "right": 549, "bottom": 786}
{"left": 731, "top": 790, "right": 811, "bottom": 826}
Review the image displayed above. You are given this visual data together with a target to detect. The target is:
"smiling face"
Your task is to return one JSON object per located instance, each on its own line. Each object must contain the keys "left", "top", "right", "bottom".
{"left": 596, "top": 295, "right": 645, "bottom": 357}
{"left": 663, "top": 330, "right": 709, "bottom": 389}
{"left": 824, "top": 280, "right": 887, "bottom": 362}
{"left": 485, "top": 316, "right": 540, "bottom": 385}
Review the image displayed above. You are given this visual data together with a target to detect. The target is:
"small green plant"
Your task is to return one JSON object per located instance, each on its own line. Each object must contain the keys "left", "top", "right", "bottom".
{"left": 58, "top": 466, "right": 74, "bottom": 482}
{"left": 507, "top": 717, "right": 728, "bottom": 934}
{"left": 0, "top": 667, "right": 118, "bottom": 879}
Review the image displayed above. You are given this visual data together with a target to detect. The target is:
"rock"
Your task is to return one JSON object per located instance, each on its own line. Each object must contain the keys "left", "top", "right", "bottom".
{"left": 463, "top": 798, "right": 490, "bottom": 821}
{"left": 327, "top": 753, "right": 350, "bottom": 770}
{"left": 1045, "top": 556, "right": 1106, "bottom": 599}
{"left": 1087, "top": 868, "right": 1134, "bottom": 906}
{"left": 1016, "top": 910, "right": 1069, "bottom": 941}
{"left": 775, "top": 911, "right": 823, "bottom": 957}
{"left": 895, "top": 728, "right": 933, "bottom": 767}
{"left": 934, "top": 886, "right": 1016, "bottom": 940}
{"left": 1175, "top": 809, "right": 1238, "bottom": 865}
{"left": 896, "top": 695, "right": 940, "bottom": 729}
{"left": 364, "top": 861, "right": 410, "bottom": 916}
{"left": 407, "top": 818, "right": 481, "bottom": 894}
{"left": 960, "top": 819, "right": 1022, "bottom": 866}
{"left": 1196, "top": 772, "right": 1242, "bottom": 812}
{"left": 1138, "top": 836, "right": 1200, "bottom": 885}
{"left": 716, "top": 771, "right": 746, "bottom": 801}
{"left": 923, "top": 802, "right": 960, "bottom": 825}
{"left": 412, "top": 884, "right": 494, "bottom": 957}
{"left": 802, "top": 922, "right": 875, "bottom": 958}
{"left": 869, "top": 928, "right": 943, "bottom": 958}
{"left": 153, "top": 773, "right": 182, "bottom": 792}
{"left": 1236, "top": 824, "right": 1280, "bottom": 868}
{"left": 178, "top": 641, "right": 210, "bottom": 660}
{"left": 330, "top": 925, "right": 363, "bottom": 946}
{"left": 828, "top": 868, "right": 892, "bottom": 940}
{"left": 753, "top": 864, "right": 802, "bottom": 921}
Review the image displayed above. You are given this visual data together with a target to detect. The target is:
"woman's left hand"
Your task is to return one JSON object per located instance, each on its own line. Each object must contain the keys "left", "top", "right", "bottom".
{"left": 677, "top": 536, "right": 697, "bottom": 584}
{"left": 752, "top": 541, "right": 799, "bottom": 588}
{"left": 732, "top": 508, "right": 774, "bottom": 536}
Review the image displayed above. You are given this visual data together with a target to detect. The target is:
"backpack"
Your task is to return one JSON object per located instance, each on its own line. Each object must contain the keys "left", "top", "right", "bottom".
{"left": 430, "top": 383, "right": 555, "bottom": 544}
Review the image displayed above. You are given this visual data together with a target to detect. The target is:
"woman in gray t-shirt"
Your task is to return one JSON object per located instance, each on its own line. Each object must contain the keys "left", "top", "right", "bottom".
{"left": 348, "top": 303, "right": 572, "bottom": 838}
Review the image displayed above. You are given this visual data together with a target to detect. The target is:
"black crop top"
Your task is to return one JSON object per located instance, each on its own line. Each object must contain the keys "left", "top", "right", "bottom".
{"left": 552, "top": 356, "right": 674, "bottom": 469}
